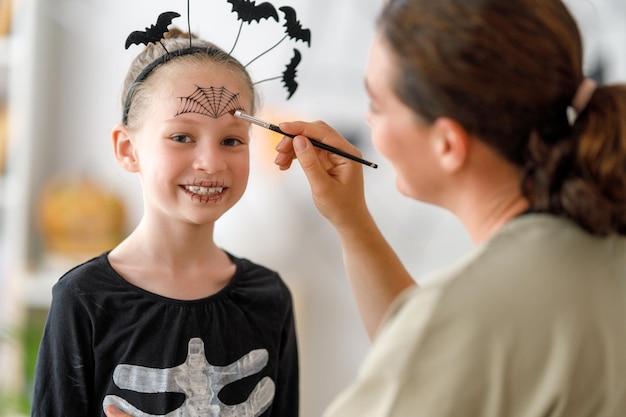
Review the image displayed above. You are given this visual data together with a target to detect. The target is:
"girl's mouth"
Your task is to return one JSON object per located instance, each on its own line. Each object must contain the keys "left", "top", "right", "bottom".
{"left": 183, "top": 185, "right": 224, "bottom": 195}
{"left": 182, "top": 180, "right": 227, "bottom": 203}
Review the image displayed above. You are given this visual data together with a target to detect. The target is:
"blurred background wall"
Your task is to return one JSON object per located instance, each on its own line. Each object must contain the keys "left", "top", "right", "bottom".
{"left": 0, "top": 0, "right": 624, "bottom": 415}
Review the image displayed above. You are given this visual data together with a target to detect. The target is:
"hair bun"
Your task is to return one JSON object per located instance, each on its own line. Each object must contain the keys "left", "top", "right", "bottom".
{"left": 163, "top": 27, "right": 198, "bottom": 40}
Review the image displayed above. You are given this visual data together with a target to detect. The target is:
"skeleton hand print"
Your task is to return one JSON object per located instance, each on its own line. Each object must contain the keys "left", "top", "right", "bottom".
{"left": 102, "top": 338, "right": 275, "bottom": 417}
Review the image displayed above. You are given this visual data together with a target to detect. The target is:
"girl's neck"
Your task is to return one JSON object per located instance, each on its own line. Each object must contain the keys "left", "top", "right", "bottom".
{"left": 114, "top": 215, "right": 222, "bottom": 267}
{"left": 108, "top": 217, "right": 235, "bottom": 300}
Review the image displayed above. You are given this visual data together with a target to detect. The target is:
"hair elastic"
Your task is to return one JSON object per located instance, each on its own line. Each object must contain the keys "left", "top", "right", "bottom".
{"left": 566, "top": 77, "right": 597, "bottom": 126}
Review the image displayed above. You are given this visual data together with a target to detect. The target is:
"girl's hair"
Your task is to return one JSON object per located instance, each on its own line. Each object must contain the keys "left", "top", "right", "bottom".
{"left": 377, "top": 0, "right": 626, "bottom": 236}
{"left": 121, "top": 28, "right": 257, "bottom": 129}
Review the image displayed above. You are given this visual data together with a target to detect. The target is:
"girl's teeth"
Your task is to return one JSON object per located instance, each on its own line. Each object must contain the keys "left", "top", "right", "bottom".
{"left": 187, "top": 186, "right": 223, "bottom": 195}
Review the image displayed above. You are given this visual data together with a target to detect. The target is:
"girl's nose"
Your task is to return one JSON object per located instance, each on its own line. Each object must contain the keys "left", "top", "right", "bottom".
{"left": 192, "top": 143, "right": 227, "bottom": 173}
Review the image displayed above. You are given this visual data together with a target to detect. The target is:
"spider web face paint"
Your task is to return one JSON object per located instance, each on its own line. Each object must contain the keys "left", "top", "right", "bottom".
{"left": 176, "top": 85, "right": 244, "bottom": 118}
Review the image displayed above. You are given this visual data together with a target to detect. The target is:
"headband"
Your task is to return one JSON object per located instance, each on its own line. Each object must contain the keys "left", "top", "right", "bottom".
{"left": 122, "top": 0, "right": 312, "bottom": 124}
{"left": 122, "top": 47, "right": 220, "bottom": 124}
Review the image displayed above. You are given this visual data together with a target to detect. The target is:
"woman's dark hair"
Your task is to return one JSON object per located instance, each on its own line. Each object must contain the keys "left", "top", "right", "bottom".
{"left": 377, "top": 0, "right": 626, "bottom": 235}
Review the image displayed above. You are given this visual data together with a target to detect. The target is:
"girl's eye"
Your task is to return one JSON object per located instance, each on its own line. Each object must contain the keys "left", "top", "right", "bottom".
{"left": 172, "top": 134, "right": 192, "bottom": 143}
{"left": 222, "top": 137, "right": 243, "bottom": 147}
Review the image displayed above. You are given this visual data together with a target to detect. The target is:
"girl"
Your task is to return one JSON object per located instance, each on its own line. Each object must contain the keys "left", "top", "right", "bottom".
{"left": 32, "top": 29, "right": 299, "bottom": 417}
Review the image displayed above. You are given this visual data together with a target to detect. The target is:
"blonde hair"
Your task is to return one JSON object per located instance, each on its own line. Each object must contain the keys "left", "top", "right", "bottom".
{"left": 121, "top": 29, "right": 257, "bottom": 129}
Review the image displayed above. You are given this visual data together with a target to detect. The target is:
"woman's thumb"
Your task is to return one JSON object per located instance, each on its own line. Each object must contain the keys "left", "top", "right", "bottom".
{"left": 292, "top": 135, "right": 308, "bottom": 153}
{"left": 292, "top": 135, "right": 328, "bottom": 185}
{"left": 293, "top": 136, "right": 315, "bottom": 168}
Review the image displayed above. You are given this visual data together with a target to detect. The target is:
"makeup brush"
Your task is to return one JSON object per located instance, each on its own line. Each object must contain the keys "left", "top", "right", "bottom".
{"left": 233, "top": 110, "right": 378, "bottom": 169}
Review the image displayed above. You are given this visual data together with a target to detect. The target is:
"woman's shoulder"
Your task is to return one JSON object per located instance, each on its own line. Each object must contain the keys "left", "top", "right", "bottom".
{"left": 483, "top": 213, "right": 624, "bottom": 269}
{"left": 392, "top": 213, "right": 624, "bottom": 326}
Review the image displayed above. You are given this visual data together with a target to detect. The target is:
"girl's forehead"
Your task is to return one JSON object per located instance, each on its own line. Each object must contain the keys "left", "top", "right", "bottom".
{"left": 147, "top": 62, "right": 253, "bottom": 117}
{"left": 160, "top": 61, "right": 246, "bottom": 90}
{"left": 153, "top": 63, "right": 251, "bottom": 98}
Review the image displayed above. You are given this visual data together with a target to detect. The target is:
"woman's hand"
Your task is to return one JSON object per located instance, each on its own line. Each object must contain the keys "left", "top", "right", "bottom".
{"left": 275, "top": 120, "right": 370, "bottom": 231}
{"left": 275, "top": 120, "right": 416, "bottom": 339}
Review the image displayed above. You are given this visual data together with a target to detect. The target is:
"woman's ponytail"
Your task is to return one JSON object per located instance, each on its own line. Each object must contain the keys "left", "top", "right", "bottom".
{"left": 523, "top": 84, "right": 626, "bottom": 236}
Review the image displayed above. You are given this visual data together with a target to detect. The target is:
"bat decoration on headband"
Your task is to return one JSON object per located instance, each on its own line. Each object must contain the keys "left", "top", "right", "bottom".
{"left": 123, "top": 0, "right": 311, "bottom": 110}
{"left": 226, "top": 0, "right": 310, "bottom": 99}
{"left": 254, "top": 48, "right": 301, "bottom": 99}
{"left": 245, "top": 6, "right": 311, "bottom": 68}
{"left": 282, "top": 49, "right": 302, "bottom": 99}
{"left": 227, "top": 0, "right": 279, "bottom": 55}
{"left": 244, "top": 4, "right": 311, "bottom": 98}
{"left": 227, "top": 0, "right": 279, "bottom": 24}
{"left": 125, "top": 11, "right": 181, "bottom": 51}
{"left": 279, "top": 6, "right": 311, "bottom": 46}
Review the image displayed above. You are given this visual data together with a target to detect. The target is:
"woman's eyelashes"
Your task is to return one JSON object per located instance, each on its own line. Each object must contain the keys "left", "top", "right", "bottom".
{"left": 366, "top": 102, "right": 380, "bottom": 126}
{"left": 368, "top": 99, "right": 382, "bottom": 114}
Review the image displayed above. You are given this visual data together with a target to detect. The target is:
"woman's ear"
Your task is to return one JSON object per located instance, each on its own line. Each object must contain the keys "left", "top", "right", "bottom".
{"left": 430, "top": 117, "right": 470, "bottom": 173}
{"left": 112, "top": 124, "right": 139, "bottom": 173}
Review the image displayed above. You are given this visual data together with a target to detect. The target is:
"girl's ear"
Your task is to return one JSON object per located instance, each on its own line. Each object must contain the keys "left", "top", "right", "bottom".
{"left": 112, "top": 124, "right": 139, "bottom": 172}
{"left": 430, "top": 117, "right": 470, "bottom": 173}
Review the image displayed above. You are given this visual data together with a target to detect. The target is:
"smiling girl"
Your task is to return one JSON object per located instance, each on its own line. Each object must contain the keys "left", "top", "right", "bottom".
{"left": 32, "top": 30, "right": 299, "bottom": 417}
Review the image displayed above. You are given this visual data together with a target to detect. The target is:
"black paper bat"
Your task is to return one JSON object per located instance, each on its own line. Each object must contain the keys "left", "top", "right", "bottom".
{"left": 125, "top": 11, "right": 181, "bottom": 50}
{"left": 282, "top": 48, "right": 302, "bottom": 99}
{"left": 251, "top": 48, "right": 301, "bottom": 98}
{"left": 278, "top": 6, "right": 311, "bottom": 46}
{"left": 227, "top": 0, "right": 279, "bottom": 24}
{"left": 244, "top": 5, "right": 311, "bottom": 67}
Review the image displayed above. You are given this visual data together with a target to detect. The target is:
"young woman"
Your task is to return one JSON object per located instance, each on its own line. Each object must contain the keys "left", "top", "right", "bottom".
{"left": 274, "top": 0, "right": 626, "bottom": 416}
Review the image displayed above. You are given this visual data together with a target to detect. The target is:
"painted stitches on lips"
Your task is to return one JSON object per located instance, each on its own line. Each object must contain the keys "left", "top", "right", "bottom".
{"left": 182, "top": 179, "right": 227, "bottom": 203}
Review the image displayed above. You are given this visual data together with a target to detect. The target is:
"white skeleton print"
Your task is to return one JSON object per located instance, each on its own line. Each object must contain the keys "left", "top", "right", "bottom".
{"left": 102, "top": 338, "right": 275, "bottom": 417}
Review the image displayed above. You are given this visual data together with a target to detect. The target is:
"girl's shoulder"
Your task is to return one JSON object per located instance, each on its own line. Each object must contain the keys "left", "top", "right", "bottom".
{"left": 53, "top": 251, "right": 122, "bottom": 295}
{"left": 226, "top": 252, "right": 293, "bottom": 300}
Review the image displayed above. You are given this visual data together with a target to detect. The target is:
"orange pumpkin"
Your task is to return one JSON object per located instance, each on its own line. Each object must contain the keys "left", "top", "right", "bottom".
{"left": 38, "top": 176, "right": 126, "bottom": 256}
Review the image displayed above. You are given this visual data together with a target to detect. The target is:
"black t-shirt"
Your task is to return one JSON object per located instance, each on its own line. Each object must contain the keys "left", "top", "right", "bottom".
{"left": 32, "top": 252, "right": 299, "bottom": 417}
